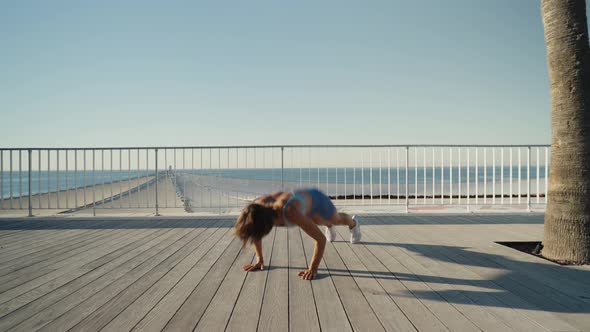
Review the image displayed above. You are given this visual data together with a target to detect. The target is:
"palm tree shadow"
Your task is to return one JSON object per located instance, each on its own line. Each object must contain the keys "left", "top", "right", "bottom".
{"left": 358, "top": 241, "right": 590, "bottom": 316}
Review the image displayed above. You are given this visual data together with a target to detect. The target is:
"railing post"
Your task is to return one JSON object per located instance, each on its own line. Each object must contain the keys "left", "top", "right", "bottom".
{"left": 155, "top": 148, "right": 160, "bottom": 216}
{"left": 92, "top": 150, "right": 96, "bottom": 217}
{"left": 405, "top": 146, "right": 409, "bottom": 213}
{"left": 281, "top": 146, "right": 284, "bottom": 191}
{"left": 28, "top": 149, "right": 33, "bottom": 217}
{"left": 0, "top": 150, "right": 3, "bottom": 210}
{"left": 56, "top": 150, "right": 59, "bottom": 209}
{"left": 467, "top": 147, "right": 471, "bottom": 212}
{"left": 527, "top": 146, "right": 531, "bottom": 212}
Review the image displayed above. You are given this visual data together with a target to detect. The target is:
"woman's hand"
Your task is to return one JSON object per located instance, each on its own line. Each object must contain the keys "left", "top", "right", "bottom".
{"left": 298, "top": 267, "right": 318, "bottom": 280}
{"left": 243, "top": 259, "right": 264, "bottom": 272}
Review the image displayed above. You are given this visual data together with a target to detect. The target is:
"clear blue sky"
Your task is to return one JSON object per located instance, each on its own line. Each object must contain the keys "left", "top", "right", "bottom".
{"left": 0, "top": 1, "right": 573, "bottom": 148}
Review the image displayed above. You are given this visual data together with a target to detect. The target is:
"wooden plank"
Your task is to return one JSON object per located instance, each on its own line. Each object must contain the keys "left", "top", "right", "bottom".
{"left": 258, "top": 226, "right": 289, "bottom": 332}
{"left": 0, "top": 226, "right": 153, "bottom": 290}
{"left": 0, "top": 230, "right": 31, "bottom": 241}
{"left": 224, "top": 227, "right": 276, "bottom": 332}
{"left": 391, "top": 215, "right": 584, "bottom": 331}
{"left": 1, "top": 214, "right": 585, "bottom": 332}
{"left": 408, "top": 215, "right": 590, "bottom": 330}
{"left": 301, "top": 230, "right": 353, "bottom": 332}
{"left": 0, "top": 226, "right": 162, "bottom": 306}
{"left": 0, "top": 219, "right": 110, "bottom": 247}
{"left": 0, "top": 223, "right": 186, "bottom": 331}
{"left": 358, "top": 220, "right": 481, "bottom": 332}
{"left": 0, "top": 219, "right": 159, "bottom": 272}
{"left": 380, "top": 218, "right": 576, "bottom": 331}
{"left": 132, "top": 235, "right": 242, "bottom": 332}
{"left": 332, "top": 226, "right": 417, "bottom": 332}
{"left": 0, "top": 218, "right": 117, "bottom": 254}
{"left": 334, "top": 227, "right": 449, "bottom": 332}
{"left": 374, "top": 216, "right": 550, "bottom": 332}
{"left": 163, "top": 238, "right": 251, "bottom": 331}
{"left": 317, "top": 230, "right": 386, "bottom": 332}
{"left": 0, "top": 226, "right": 123, "bottom": 275}
{"left": 287, "top": 226, "right": 320, "bottom": 332}
{"left": 0, "top": 230, "right": 28, "bottom": 240}
{"left": 37, "top": 220, "right": 224, "bottom": 332}
{"left": 0, "top": 220, "right": 35, "bottom": 233}
{"left": 0, "top": 228, "right": 40, "bottom": 244}
{"left": 80, "top": 223, "right": 169, "bottom": 271}
{"left": 102, "top": 222, "right": 235, "bottom": 331}
{"left": 193, "top": 238, "right": 258, "bottom": 332}
{"left": 454, "top": 214, "right": 582, "bottom": 276}
{"left": 0, "top": 226, "right": 173, "bottom": 317}
{"left": 0, "top": 220, "right": 73, "bottom": 241}
{"left": 8, "top": 221, "right": 214, "bottom": 332}
{"left": 71, "top": 222, "right": 232, "bottom": 332}
{"left": 0, "top": 228, "right": 109, "bottom": 264}
{"left": 0, "top": 229, "right": 127, "bottom": 291}
{"left": 0, "top": 220, "right": 116, "bottom": 264}
{"left": 448, "top": 214, "right": 590, "bottom": 300}
{"left": 0, "top": 227, "right": 96, "bottom": 252}
{"left": 369, "top": 218, "right": 513, "bottom": 332}
{"left": 458, "top": 214, "right": 590, "bottom": 300}
{"left": 2, "top": 219, "right": 118, "bottom": 248}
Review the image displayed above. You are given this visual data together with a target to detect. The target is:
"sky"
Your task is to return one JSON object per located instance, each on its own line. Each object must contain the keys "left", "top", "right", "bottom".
{"left": 0, "top": 1, "right": 575, "bottom": 148}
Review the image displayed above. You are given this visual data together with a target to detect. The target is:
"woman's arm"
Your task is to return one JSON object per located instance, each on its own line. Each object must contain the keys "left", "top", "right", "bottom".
{"left": 254, "top": 239, "right": 263, "bottom": 262}
{"left": 284, "top": 205, "right": 326, "bottom": 280}
{"left": 242, "top": 240, "right": 265, "bottom": 271}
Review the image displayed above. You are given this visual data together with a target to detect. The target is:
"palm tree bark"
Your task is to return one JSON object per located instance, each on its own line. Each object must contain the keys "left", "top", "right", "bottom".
{"left": 542, "top": 0, "right": 590, "bottom": 263}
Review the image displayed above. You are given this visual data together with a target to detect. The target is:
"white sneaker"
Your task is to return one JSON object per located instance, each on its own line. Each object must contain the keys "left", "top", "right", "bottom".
{"left": 350, "top": 215, "right": 361, "bottom": 244}
{"left": 325, "top": 226, "right": 336, "bottom": 242}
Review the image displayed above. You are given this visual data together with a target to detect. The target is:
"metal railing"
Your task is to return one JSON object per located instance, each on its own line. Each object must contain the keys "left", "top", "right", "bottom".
{"left": 0, "top": 145, "right": 550, "bottom": 215}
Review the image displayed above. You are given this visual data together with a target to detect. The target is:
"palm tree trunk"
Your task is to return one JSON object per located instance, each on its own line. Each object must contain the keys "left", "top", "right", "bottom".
{"left": 542, "top": 0, "right": 590, "bottom": 264}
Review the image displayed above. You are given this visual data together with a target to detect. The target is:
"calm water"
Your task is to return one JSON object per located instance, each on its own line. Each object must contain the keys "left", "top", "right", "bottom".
{"left": 0, "top": 167, "right": 547, "bottom": 197}
{"left": 0, "top": 170, "right": 153, "bottom": 197}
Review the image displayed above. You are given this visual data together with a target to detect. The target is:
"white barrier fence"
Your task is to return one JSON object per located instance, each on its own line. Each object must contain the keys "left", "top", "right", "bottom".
{"left": 0, "top": 145, "right": 550, "bottom": 215}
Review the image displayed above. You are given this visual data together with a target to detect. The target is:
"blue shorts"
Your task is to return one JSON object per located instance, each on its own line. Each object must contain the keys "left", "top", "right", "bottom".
{"left": 305, "top": 188, "right": 336, "bottom": 220}
{"left": 282, "top": 188, "right": 336, "bottom": 225}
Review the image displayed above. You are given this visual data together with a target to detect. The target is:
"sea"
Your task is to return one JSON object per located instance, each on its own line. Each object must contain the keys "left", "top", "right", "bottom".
{"left": 0, "top": 166, "right": 548, "bottom": 198}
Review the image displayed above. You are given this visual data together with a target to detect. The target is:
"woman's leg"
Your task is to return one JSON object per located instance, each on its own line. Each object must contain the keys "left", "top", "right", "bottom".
{"left": 327, "top": 212, "right": 356, "bottom": 228}
{"left": 311, "top": 214, "right": 336, "bottom": 241}
{"left": 332, "top": 212, "right": 361, "bottom": 243}
{"left": 314, "top": 212, "right": 359, "bottom": 242}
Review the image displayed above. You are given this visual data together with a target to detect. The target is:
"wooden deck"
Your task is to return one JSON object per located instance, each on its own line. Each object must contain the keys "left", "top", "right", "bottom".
{"left": 0, "top": 214, "right": 588, "bottom": 332}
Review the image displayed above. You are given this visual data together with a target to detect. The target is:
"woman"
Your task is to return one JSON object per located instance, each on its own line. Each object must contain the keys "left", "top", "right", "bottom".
{"left": 234, "top": 188, "right": 361, "bottom": 280}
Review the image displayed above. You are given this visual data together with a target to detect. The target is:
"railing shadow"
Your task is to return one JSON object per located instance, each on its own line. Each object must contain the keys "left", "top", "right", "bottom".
{"left": 0, "top": 218, "right": 235, "bottom": 230}
{"left": 350, "top": 214, "right": 544, "bottom": 225}
{"left": 0, "top": 213, "right": 543, "bottom": 230}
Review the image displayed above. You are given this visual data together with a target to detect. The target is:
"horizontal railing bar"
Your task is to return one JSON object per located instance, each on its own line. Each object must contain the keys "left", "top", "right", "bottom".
{"left": 0, "top": 144, "right": 550, "bottom": 151}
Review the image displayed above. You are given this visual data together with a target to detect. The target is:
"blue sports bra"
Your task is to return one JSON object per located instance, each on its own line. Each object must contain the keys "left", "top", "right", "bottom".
{"left": 282, "top": 191, "right": 307, "bottom": 225}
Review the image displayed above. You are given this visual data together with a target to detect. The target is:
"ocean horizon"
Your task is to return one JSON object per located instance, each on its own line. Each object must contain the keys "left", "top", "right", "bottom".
{"left": 0, "top": 166, "right": 548, "bottom": 198}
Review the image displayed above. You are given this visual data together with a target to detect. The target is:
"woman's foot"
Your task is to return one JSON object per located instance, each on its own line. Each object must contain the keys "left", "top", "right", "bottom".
{"left": 350, "top": 215, "right": 361, "bottom": 243}
{"left": 325, "top": 226, "right": 336, "bottom": 242}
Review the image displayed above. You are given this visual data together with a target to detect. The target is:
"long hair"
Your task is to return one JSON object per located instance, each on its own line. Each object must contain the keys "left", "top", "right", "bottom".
{"left": 234, "top": 203, "right": 276, "bottom": 247}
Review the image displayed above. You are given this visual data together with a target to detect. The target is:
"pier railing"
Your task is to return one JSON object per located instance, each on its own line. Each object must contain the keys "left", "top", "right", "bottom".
{"left": 0, "top": 145, "right": 550, "bottom": 215}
